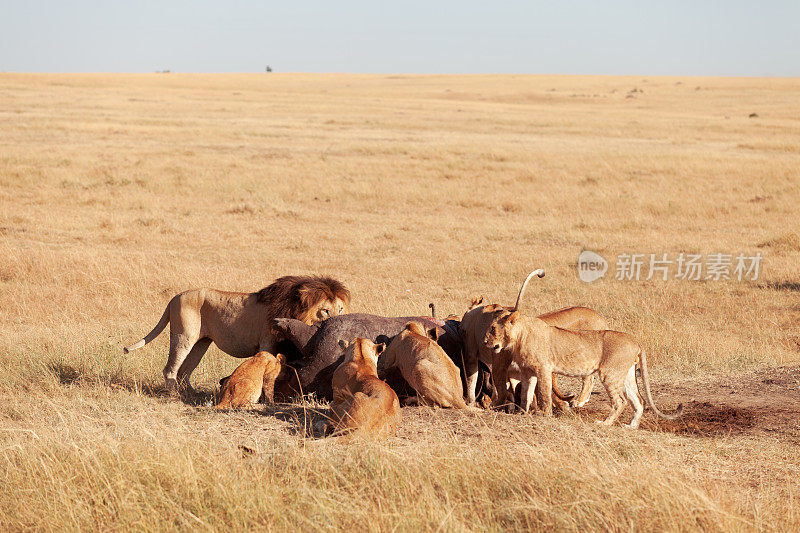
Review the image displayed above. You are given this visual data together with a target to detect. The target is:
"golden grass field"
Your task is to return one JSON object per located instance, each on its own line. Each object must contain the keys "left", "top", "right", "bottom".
{"left": 1, "top": 73, "right": 799, "bottom": 531}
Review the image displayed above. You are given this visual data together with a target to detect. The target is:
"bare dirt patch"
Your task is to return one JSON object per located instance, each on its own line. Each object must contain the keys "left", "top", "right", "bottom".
{"left": 567, "top": 365, "right": 800, "bottom": 440}
{"left": 182, "top": 365, "right": 800, "bottom": 446}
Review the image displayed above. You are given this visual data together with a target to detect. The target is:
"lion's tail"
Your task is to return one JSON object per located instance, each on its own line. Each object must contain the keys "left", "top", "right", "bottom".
{"left": 513, "top": 268, "right": 546, "bottom": 311}
{"left": 638, "top": 348, "right": 683, "bottom": 420}
{"left": 551, "top": 375, "right": 575, "bottom": 402}
{"left": 123, "top": 302, "right": 171, "bottom": 354}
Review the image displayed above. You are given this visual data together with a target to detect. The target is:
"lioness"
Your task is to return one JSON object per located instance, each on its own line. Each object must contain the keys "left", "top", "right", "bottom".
{"left": 216, "top": 352, "right": 286, "bottom": 409}
{"left": 381, "top": 322, "right": 468, "bottom": 409}
{"left": 123, "top": 275, "right": 350, "bottom": 393}
{"left": 484, "top": 308, "right": 683, "bottom": 428}
{"left": 329, "top": 338, "right": 401, "bottom": 440}
{"left": 459, "top": 270, "right": 608, "bottom": 408}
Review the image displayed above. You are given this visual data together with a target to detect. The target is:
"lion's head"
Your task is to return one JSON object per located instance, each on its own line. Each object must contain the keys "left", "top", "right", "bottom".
{"left": 484, "top": 311, "right": 518, "bottom": 353}
{"left": 256, "top": 275, "right": 351, "bottom": 325}
{"left": 338, "top": 337, "right": 385, "bottom": 369}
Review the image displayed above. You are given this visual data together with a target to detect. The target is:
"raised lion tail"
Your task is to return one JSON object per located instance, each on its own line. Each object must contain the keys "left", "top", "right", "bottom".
{"left": 513, "top": 268, "right": 546, "bottom": 311}
{"left": 123, "top": 301, "right": 171, "bottom": 354}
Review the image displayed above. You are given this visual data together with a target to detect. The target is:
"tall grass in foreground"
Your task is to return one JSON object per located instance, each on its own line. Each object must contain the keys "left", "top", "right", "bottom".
{"left": 1, "top": 390, "right": 795, "bottom": 532}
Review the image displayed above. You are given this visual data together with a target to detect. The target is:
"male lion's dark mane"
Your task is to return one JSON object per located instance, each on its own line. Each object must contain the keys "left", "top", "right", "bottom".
{"left": 254, "top": 275, "right": 351, "bottom": 318}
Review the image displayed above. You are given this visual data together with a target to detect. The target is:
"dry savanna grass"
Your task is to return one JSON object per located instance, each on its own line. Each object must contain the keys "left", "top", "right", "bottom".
{"left": 1, "top": 73, "right": 799, "bottom": 531}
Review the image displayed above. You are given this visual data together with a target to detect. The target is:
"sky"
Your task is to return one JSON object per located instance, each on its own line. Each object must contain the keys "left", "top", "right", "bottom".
{"left": 1, "top": 1, "right": 798, "bottom": 76}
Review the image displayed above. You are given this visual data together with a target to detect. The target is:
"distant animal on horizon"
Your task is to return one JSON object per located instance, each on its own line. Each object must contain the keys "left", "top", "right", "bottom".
{"left": 329, "top": 338, "right": 401, "bottom": 440}
{"left": 122, "top": 275, "right": 350, "bottom": 393}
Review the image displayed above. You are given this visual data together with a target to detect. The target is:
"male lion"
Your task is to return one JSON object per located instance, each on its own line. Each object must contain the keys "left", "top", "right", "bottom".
{"left": 484, "top": 292, "right": 683, "bottom": 428}
{"left": 459, "top": 270, "right": 608, "bottom": 408}
{"left": 215, "top": 352, "right": 286, "bottom": 409}
{"left": 329, "top": 338, "right": 401, "bottom": 440}
{"left": 381, "top": 322, "right": 468, "bottom": 409}
{"left": 123, "top": 275, "right": 350, "bottom": 393}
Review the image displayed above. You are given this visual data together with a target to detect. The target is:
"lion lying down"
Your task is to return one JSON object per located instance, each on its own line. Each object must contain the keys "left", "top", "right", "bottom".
{"left": 216, "top": 352, "right": 286, "bottom": 409}
{"left": 485, "top": 310, "right": 683, "bottom": 429}
{"left": 329, "top": 338, "right": 401, "bottom": 440}
{"left": 380, "top": 322, "right": 468, "bottom": 409}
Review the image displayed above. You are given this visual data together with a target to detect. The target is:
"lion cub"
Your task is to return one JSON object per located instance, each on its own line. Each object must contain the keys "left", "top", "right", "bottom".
{"left": 381, "top": 322, "right": 467, "bottom": 408}
{"left": 215, "top": 352, "right": 286, "bottom": 409}
{"left": 330, "top": 338, "right": 401, "bottom": 439}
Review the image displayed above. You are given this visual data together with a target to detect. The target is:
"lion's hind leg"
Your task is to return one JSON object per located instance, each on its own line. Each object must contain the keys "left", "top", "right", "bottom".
{"left": 570, "top": 375, "right": 595, "bottom": 408}
{"left": 163, "top": 333, "right": 195, "bottom": 394}
{"left": 597, "top": 373, "right": 627, "bottom": 426}
{"left": 416, "top": 394, "right": 436, "bottom": 408}
{"left": 623, "top": 365, "right": 644, "bottom": 429}
{"left": 176, "top": 338, "right": 212, "bottom": 393}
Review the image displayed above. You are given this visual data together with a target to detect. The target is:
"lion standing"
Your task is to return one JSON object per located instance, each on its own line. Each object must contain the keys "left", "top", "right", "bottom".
{"left": 123, "top": 275, "right": 350, "bottom": 393}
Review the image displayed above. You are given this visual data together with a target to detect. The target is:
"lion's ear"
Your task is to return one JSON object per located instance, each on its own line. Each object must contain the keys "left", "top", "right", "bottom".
{"left": 508, "top": 312, "right": 519, "bottom": 325}
{"left": 338, "top": 339, "right": 348, "bottom": 350}
{"left": 427, "top": 327, "right": 439, "bottom": 341}
{"left": 374, "top": 342, "right": 386, "bottom": 356}
{"left": 469, "top": 295, "right": 485, "bottom": 309}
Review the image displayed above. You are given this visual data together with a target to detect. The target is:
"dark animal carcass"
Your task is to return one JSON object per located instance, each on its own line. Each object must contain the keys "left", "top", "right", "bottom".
{"left": 273, "top": 313, "right": 469, "bottom": 401}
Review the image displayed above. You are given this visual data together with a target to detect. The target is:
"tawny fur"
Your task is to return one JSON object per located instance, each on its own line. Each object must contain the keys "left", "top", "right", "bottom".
{"left": 381, "top": 322, "right": 468, "bottom": 408}
{"left": 484, "top": 312, "right": 683, "bottom": 428}
{"left": 122, "top": 275, "right": 350, "bottom": 393}
{"left": 460, "top": 303, "right": 608, "bottom": 407}
{"left": 330, "top": 338, "right": 401, "bottom": 440}
{"left": 215, "top": 352, "right": 286, "bottom": 409}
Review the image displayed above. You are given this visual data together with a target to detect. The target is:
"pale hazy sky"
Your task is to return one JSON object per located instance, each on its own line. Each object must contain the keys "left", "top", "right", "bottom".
{"left": 1, "top": 1, "right": 798, "bottom": 76}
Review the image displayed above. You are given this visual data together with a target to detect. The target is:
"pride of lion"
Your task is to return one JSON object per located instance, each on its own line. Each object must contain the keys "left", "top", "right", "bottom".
{"left": 123, "top": 270, "right": 683, "bottom": 439}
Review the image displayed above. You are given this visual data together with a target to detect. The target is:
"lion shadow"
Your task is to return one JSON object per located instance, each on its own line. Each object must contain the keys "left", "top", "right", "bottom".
{"left": 260, "top": 403, "right": 333, "bottom": 439}
{"left": 46, "top": 360, "right": 215, "bottom": 406}
{"left": 48, "top": 361, "right": 82, "bottom": 385}
{"left": 575, "top": 400, "right": 756, "bottom": 437}
{"left": 758, "top": 280, "right": 800, "bottom": 292}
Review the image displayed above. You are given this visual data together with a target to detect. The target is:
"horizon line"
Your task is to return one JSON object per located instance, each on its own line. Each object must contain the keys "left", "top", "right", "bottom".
{"left": 1, "top": 71, "right": 797, "bottom": 79}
